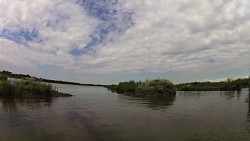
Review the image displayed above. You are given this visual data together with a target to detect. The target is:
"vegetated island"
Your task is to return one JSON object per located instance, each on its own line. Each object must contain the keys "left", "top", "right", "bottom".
{"left": 106, "top": 79, "right": 176, "bottom": 97}
{"left": 0, "top": 74, "right": 72, "bottom": 99}
{"left": 106, "top": 77, "right": 250, "bottom": 97}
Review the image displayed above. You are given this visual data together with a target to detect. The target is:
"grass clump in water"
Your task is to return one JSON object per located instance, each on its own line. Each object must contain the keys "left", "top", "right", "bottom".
{"left": 107, "top": 79, "right": 176, "bottom": 96}
{"left": 0, "top": 79, "right": 54, "bottom": 98}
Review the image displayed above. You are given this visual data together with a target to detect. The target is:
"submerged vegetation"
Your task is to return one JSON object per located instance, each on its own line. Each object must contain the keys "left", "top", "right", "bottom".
{"left": 107, "top": 79, "right": 176, "bottom": 97}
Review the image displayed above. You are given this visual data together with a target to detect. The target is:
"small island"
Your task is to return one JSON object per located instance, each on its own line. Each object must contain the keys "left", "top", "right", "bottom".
{"left": 0, "top": 75, "right": 72, "bottom": 98}
{"left": 106, "top": 79, "right": 176, "bottom": 97}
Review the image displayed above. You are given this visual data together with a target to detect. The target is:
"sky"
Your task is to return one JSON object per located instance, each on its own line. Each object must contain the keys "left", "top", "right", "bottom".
{"left": 0, "top": 0, "right": 250, "bottom": 84}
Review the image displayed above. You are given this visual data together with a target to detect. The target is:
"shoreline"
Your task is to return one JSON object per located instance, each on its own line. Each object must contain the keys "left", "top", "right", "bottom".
{"left": 0, "top": 90, "right": 73, "bottom": 99}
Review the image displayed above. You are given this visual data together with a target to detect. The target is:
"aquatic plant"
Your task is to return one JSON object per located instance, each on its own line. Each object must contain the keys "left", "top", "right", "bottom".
{"left": 107, "top": 79, "right": 176, "bottom": 96}
{"left": 0, "top": 80, "right": 54, "bottom": 97}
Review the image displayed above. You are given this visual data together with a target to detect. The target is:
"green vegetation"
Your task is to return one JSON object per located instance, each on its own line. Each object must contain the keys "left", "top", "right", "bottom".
{"left": 0, "top": 80, "right": 52, "bottom": 97}
{"left": 0, "top": 74, "right": 7, "bottom": 81}
{"left": 108, "top": 77, "right": 250, "bottom": 94}
{"left": 0, "top": 79, "right": 71, "bottom": 98}
{"left": 2, "top": 70, "right": 249, "bottom": 92}
{"left": 136, "top": 79, "right": 176, "bottom": 94}
{"left": 107, "top": 79, "right": 176, "bottom": 97}
{"left": 176, "top": 77, "right": 250, "bottom": 91}
{"left": 0, "top": 70, "right": 105, "bottom": 87}
{"left": 117, "top": 81, "right": 138, "bottom": 93}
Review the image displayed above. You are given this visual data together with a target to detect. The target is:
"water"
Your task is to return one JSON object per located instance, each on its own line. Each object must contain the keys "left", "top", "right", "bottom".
{"left": 0, "top": 84, "right": 250, "bottom": 141}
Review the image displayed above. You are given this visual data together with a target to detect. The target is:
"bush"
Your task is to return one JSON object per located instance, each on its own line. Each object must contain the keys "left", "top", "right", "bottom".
{"left": 137, "top": 79, "right": 175, "bottom": 94}
{"left": 111, "top": 79, "right": 176, "bottom": 96}
{"left": 117, "top": 81, "right": 138, "bottom": 93}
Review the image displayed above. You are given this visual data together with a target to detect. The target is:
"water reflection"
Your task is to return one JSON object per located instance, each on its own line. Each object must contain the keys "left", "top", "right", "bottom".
{"left": 0, "top": 97, "right": 53, "bottom": 114}
{"left": 119, "top": 95, "right": 176, "bottom": 110}
{"left": 220, "top": 91, "right": 235, "bottom": 99}
{"left": 219, "top": 91, "right": 243, "bottom": 100}
{"left": 179, "top": 91, "right": 202, "bottom": 99}
{"left": 1, "top": 98, "right": 18, "bottom": 113}
{"left": 142, "top": 96, "right": 176, "bottom": 109}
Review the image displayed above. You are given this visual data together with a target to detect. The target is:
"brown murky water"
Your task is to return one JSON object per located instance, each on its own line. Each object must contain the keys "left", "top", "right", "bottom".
{"left": 0, "top": 84, "right": 250, "bottom": 141}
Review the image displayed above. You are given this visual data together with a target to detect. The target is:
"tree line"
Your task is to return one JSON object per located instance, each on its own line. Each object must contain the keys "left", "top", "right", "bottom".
{"left": 0, "top": 70, "right": 105, "bottom": 87}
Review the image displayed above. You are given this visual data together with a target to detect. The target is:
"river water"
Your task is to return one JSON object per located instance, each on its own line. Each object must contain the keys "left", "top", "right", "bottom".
{"left": 0, "top": 84, "right": 250, "bottom": 141}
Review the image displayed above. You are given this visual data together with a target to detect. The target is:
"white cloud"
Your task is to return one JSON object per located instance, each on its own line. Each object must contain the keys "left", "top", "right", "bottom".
{"left": 0, "top": 0, "right": 250, "bottom": 78}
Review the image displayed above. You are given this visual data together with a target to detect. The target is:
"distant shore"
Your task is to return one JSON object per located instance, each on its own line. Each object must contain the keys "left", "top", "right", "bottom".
{"left": 1, "top": 70, "right": 249, "bottom": 92}
{"left": 0, "top": 70, "right": 106, "bottom": 87}
{"left": 0, "top": 75, "right": 73, "bottom": 99}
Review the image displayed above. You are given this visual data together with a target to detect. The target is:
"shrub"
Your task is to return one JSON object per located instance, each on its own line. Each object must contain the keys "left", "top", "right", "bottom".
{"left": 112, "top": 79, "right": 176, "bottom": 96}
{"left": 137, "top": 79, "right": 175, "bottom": 94}
{"left": 117, "top": 81, "right": 138, "bottom": 93}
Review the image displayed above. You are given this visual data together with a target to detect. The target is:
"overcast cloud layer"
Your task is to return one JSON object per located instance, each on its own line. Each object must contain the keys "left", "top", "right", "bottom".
{"left": 0, "top": 0, "right": 250, "bottom": 82}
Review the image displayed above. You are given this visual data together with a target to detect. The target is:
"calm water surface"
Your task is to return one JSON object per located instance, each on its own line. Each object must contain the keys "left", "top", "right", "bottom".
{"left": 0, "top": 84, "right": 250, "bottom": 141}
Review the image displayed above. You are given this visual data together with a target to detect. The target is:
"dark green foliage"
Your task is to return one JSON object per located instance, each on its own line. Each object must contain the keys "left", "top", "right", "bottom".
{"left": 15, "top": 81, "right": 53, "bottom": 96}
{"left": 136, "top": 79, "right": 175, "bottom": 94}
{"left": 117, "top": 81, "right": 138, "bottom": 93}
{"left": 0, "top": 75, "right": 7, "bottom": 80}
{"left": 176, "top": 77, "right": 250, "bottom": 91}
{"left": 106, "top": 84, "right": 118, "bottom": 92}
{"left": 1, "top": 70, "right": 12, "bottom": 75}
{"left": 0, "top": 70, "right": 31, "bottom": 79}
{"left": 107, "top": 79, "right": 176, "bottom": 96}
{"left": 0, "top": 80, "right": 54, "bottom": 98}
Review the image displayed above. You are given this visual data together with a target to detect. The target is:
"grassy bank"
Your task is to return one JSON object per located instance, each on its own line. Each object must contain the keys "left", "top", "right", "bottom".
{"left": 0, "top": 76, "right": 72, "bottom": 98}
{"left": 106, "top": 79, "right": 176, "bottom": 97}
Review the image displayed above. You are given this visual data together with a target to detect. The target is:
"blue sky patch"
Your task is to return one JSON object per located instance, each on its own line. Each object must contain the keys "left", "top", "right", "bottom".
{"left": 0, "top": 28, "right": 40, "bottom": 45}
{"left": 70, "top": 0, "right": 135, "bottom": 56}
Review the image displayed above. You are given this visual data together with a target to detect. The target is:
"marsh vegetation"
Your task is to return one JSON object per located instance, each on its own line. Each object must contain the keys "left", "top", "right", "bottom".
{"left": 176, "top": 77, "right": 250, "bottom": 91}
{"left": 107, "top": 79, "right": 176, "bottom": 97}
{"left": 0, "top": 75, "right": 72, "bottom": 98}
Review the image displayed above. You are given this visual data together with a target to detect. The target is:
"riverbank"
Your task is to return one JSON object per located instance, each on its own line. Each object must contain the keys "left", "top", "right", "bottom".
{"left": 176, "top": 78, "right": 250, "bottom": 91}
{"left": 0, "top": 78, "right": 73, "bottom": 98}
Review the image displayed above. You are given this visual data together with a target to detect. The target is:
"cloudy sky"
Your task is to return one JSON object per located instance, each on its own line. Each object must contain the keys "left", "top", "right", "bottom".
{"left": 0, "top": 0, "right": 249, "bottom": 84}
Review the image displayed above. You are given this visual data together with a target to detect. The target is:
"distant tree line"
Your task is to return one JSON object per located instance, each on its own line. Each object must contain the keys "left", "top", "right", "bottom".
{"left": 176, "top": 77, "right": 250, "bottom": 91}
{"left": 0, "top": 70, "right": 105, "bottom": 87}
{"left": 0, "top": 70, "right": 31, "bottom": 79}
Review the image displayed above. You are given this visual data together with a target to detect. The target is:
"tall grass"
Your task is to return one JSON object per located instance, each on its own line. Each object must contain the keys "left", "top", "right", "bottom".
{"left": 107, "top": 79, "right": 176, "bottom": 96}
{"left": 0, "top": 74, "right": 7, "bottom": 80}
{"left": 0, "top": 80, "right": 16, "bottom": 97}
{"left": 0, "top": 80, "right": 55, "bottom": 97}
